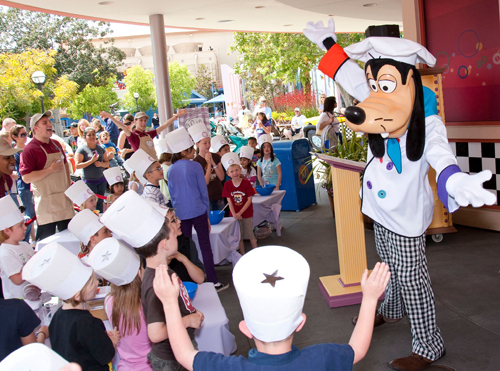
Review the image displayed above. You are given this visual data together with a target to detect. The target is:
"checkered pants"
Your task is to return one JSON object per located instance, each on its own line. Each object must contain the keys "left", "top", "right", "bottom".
{"left": 374, "top": 223, "right": 445, "bottom": 360}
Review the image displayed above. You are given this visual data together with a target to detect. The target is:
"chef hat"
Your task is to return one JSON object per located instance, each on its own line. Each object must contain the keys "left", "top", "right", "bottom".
{"left": 156, "top": 137, "right": 172, "bottom": 154}
{"left": 100, "top": 190, "right": 165, "bottom": 248}
{"left": 68, "top": 209, "right": 104, "bottom": 245}
{"left": 0, "top": 343, "right": 69, "bottom": 371}
{"left": 188, "top": 122, "right": 210, "bottom": 143}
{"left": 64, "top": 180, "right": 95, "bottom": 206}
{"left": 123, "top": 159, "right": 146, "bottom": 185}
{"left": 239, "top": 145, "right": 254, "bottom": 160}
{"left": 0, "top": 196, "right": 24, "bottom": 230}
{"left": 23, "top": 242, "right": 93, "bottom": 300}
{"left": 257, "top": 134, "right": 273, "bottom": 147}
{"left": 103, "top": 167, "right": 123, "bottom": 187}
{"left": 233, "top": 245, "right": 310, "bottom": 342}
{"left": 88, "top": 238, "right": 140, "bottom": 286}
{"left": 221, "top": 152, "right": 240, "bottom": 170}
{"left": 166, "top": 127, "right": 194, "bottom": 153}
{"left": 344, "top": 37, "right": 436, "bottom": 67}
{"left": 128, "top": 149, "right": 156, "bottom": 178}
{"left": 211, "top": 135, "right": 229, "bottom": 152}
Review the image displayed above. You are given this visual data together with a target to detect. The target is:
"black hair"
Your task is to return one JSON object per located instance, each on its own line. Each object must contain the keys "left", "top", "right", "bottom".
{"left": 171, "top": 146, "right": 194, "bottom": 164}
{"left": 364, "top": 58, "right": 425, "bottom": 161}
{"left": 248, "top": 137, "right": 257, "bottom": 143}
{"left": 134, "top": 220, "right": 171, "bottom": 258}
{"left": 261, "top": 142, "right": 275, "bottom": 162}
{"left": 110, "top": 181, "right": 125, "bottom": 195}
{"left": 218, "top": 144, "right": 230, "bottom": 153}
{"left": 256, "top": 112, "right": 269, "bottom": 124}
{"left": 323, "top": 96, "right": 337, "bottom": 114}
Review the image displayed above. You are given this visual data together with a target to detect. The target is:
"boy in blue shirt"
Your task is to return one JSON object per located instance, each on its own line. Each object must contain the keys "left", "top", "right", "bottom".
{"left": 153, "top": 245, "right": 390, "bottom": 371}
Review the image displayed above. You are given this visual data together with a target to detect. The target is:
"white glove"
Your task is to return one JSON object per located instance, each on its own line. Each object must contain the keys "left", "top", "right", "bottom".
{"left": 446, "top": 170, "right": 497, "bottom": 208}
{"left": 303, "top": 18, "right": 337, "bottom": 51}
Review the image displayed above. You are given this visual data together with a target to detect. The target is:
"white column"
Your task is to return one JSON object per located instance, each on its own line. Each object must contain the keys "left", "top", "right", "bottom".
{"left": 150, "top": 14, "right": 174, "bottom": 137}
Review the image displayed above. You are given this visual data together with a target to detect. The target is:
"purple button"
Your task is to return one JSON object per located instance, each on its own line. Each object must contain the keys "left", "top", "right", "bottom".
{"left": 367, "top": 181, "right": 372, "bottom": 189}
{"left": 386, "top": 162, "right": 394, "bottom": 171}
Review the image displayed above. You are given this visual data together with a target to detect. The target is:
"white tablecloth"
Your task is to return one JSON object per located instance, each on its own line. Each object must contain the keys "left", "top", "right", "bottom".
{"left": 252, "top": 190, "right": 286, "bottom": 236}
{"left": 192, "top": 217, "right": 242, "bottom": 265}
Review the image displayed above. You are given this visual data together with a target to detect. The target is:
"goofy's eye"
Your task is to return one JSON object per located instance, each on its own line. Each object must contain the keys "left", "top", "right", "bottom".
{"left": 368, "top": 79, "right": 378, "bottom": 92}
{"left": 378, "top": 80, "right": 396, "bottom": 93}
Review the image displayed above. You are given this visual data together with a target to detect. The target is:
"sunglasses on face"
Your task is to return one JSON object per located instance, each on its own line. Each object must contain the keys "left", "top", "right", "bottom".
{"left": 18, "top": 133, "right": 27, "bottom": 138}
{"left": 124, "top": 121, "right": 132, "bottom": 126}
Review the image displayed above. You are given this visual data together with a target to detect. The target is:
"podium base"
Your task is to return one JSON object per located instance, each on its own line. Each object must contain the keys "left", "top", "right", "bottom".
{"left": 319, "top": 275, "right": 363, "bottom": 308}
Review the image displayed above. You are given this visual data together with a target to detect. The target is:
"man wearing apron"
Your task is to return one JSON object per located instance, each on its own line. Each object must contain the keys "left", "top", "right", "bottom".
{"left": 20, "top": 111, "right": 75, "bottom": 241}
{"left": 99, "top": 110, "right": 187, "bottom": 161}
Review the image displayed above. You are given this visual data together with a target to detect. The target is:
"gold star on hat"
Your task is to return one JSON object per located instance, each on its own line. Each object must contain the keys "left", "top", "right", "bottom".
{"left": 261, "top": 270, "right": 284, "bottom": 287}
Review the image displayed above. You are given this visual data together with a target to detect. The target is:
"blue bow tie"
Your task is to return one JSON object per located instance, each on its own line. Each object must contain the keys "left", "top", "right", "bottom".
{"left": 387, "top": 138, "right": 402, "bottom": 174}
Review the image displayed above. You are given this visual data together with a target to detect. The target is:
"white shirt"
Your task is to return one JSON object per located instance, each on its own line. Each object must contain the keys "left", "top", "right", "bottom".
{"left": 0, "top": 241, "right": 35, "bottom": 299}
{"left": 291, "top": 114, "right": 306, "bottom": 130}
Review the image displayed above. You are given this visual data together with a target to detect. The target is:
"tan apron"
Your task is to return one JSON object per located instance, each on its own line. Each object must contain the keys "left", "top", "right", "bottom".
{"left": 139, "top": 134, "right": 158, "bottom": 160}
{"left": 31, "top": 141, "right": 75, "bottom": 225}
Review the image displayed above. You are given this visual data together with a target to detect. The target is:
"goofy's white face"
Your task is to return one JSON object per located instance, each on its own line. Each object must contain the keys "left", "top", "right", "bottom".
{"left": 345, "top": 63, "right": 416, "bottom": 139}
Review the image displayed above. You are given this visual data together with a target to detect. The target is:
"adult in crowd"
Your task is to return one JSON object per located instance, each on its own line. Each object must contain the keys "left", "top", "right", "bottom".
{"left": 284, "top": 107, "right": 306, "bottom": 140}
{"left": 117, "top": 114, "right": 135, "bottom": 161}
{"left": 318, "top": 93, "right": 327, "bottom": 114}
{"left": 100, "top": 110, "right": 186, "bottom": 160}
{"left": 151, "top": 112, "right": 160, "bottom": 129}
{"left": 10, "top": 125, "right": 35, "bottom": 242}
{"left": 252, "top": 112, "right": 272, "bottom": 139}
{"left": 1, "top": 118, "right": 16, "bottom": 143}
{"left": 316, "top": 96, "right": 340, "bottom": 149}
{"left": 255, "top": 97, "right": 272, "bottom": 120}
{"left": 20, "top": 111, "right": 74, "bottom": 241}
{"left": 100, "top": 112, "right": 120, "bottom": 145}
{"left": 64, "top": 123, "right": 78, "bottom": 154}
{"left": 0, "top": 138, "right": 20, "bottom": 199}
{"left": 75, "top": 127, "right": 109, "bottom": 212}
{"left": 76, "top": 119, "right": 89, "bottom": 149}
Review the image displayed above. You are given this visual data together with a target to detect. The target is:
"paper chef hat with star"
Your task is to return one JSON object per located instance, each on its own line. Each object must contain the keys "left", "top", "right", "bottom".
{"left": 233, "top": 245, "right": 310, "bottom": 342}
{"left": 22, "top": 242, "right": 93, "bottom": 300}
{"left": 88, "top": 237, "right": 140, "bottom": 286}
{"left": 0, "top": 343, "right": 69, "bottom": 371}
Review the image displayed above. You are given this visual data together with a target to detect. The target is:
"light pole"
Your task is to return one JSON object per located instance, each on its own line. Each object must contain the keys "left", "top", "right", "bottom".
{"left": 31, "top": 71, "right": 46, "bottom": 112}
{"left": 133, "top": 92, "right": 140, "bottom": 112}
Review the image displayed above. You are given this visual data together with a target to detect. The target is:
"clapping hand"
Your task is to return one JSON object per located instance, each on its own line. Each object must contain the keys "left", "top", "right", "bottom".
{"left": 360, "top": 262, "right": 390, "bottom": 301}
{"left": 153, "top": 265, "right": 180, "bottom": 305}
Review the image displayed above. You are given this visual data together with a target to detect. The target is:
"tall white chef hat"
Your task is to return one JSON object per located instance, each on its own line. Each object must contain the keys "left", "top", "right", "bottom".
{"left": 344, "top": 37, "right": 436, "bottom": 67}
{"left": 103, "top": 167, "right": 123, "bottom": 187}
{"left": 156, "top": 137, "right": 172, "bottom": 154}
{"left": 128, "top": 149, "right": 156, "bottom": 178}
{"left": 166, "top": 127, "right": 194, "bottom": 153}
{"left": 188, "top": 122, "right": 210, "bottom": 143}
{"left": 221, "top": 152, "right": 240, "bottom": 171}
{"left": 100, "top": 190, "right": 165, "bottom": 248}
{"left": 0, "top": 343, "right": 69, "bottom": 371}
{"left": 210, "top": 135, "right": 229, "bottom": 152}
{"left": 64, "top": 180, "right": 95, "bottom": 206}
{"left": 23, "top": 242, "right": 93, "bottom": 300}
{"left": 123, "top": 159, "right": 146, "bottom": 185}
{"left": 68, "top": 209, "right": 104, "bottom": 245}
{"left": 233, "top": 245, "right": 310, "bottom": 342}
{"left": 0, "top": 195, "right": 24, "bottom": 230}
{"left": 257, "top": 134, "right": 273, "bottom": 147}
{"left": 88, "top": 237, "right": 140, "bottom": 286}
{"left": 239, "top": 145, "right": 254, "bottom": 161}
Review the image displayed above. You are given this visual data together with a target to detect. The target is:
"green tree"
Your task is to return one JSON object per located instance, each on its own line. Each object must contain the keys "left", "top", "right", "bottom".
{"left": 0, "top": 7, "right": 125, "bottom": 90}
{"left": 169, "top": 62, "right": 195, "bottom": 109}
{"left": 69, "top": 77, "right": 118, "bottom": 119}
{"left": 123, "top": 66, "right": 156, "bottom": 113}
{"left": 0, "top": 49, "right": 78, "bottom": 123}
{"left": 194, "top": 64, "right": 215, "bottom": 100}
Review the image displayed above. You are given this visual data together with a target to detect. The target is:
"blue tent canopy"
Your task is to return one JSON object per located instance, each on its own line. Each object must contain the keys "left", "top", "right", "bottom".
{"left": 203, "top": 94, "right": 225, "bottom": 104}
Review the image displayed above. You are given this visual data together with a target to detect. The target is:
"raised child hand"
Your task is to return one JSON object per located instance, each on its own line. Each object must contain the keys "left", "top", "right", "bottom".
{"left": 360, "top": 262, "right": 390, "bottom": 302}
{"left": 153, "top": 265, "right": 180, "bottom": 305}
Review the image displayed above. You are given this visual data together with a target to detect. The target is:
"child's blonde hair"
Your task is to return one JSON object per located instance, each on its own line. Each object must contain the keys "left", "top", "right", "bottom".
{"left": 109, "top": 273, "right": 143, "bottom": 336}
{"left": 0, "top": 228, "right": 12, "bottom": 244}
{"left": 63, "top": 272, "right": 95, "bottom": 307}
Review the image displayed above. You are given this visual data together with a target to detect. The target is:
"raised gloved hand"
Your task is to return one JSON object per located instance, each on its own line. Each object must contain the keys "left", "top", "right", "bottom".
{"left": 446, "top": 170, "right": 497, "bottom": 207}
{"left": 303, "top": 18, "right": 337, "bottom": 50}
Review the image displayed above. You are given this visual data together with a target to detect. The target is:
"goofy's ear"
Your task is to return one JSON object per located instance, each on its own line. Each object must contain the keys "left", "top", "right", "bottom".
{"left": 368, "top": 134, "right": 385, "bottom": 158}
{"left": 406, "top": 67, "right": 425, "bottom": 161}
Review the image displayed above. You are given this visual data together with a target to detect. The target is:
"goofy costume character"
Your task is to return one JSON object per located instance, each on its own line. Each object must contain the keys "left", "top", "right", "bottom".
{"left": 304, "top": 19, "right": 496, "bottom": 371}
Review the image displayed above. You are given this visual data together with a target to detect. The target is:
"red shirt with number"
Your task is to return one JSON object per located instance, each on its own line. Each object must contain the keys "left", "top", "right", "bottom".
{"left": 222, "top": 178, "right": 256, "bottom": 218}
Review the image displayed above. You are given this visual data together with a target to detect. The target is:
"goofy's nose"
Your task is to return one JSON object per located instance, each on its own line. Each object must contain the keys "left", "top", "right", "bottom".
{"left": 345, "top": 106, "right": 366, "bottom": 125}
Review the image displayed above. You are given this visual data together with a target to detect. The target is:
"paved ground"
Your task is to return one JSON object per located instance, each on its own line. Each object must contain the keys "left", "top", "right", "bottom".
{"left": 213, "top": 186, "right": 500, "bottom": 371}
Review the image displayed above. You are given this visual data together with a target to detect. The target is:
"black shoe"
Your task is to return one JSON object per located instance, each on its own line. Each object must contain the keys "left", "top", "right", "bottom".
{"left": 214, "top": 282, "right": 230, "bottom": 293}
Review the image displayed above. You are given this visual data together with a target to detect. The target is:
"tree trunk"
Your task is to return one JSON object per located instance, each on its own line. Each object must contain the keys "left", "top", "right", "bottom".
{"left": 52, "top": 108, "right": 64, "bottom": 137}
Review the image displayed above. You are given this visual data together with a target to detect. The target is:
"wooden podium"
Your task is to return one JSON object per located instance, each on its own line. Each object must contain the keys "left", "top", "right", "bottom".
{"left": 316, "top": 154, "right": 373, "bottom": 308}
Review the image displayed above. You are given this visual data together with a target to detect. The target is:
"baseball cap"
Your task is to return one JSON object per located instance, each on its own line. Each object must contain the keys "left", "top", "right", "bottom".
{"left": 70, "top": 122, "right": 78, "bottom": 128}
{"left": 29, "top": 111, "right": 52, "bottom": 129}
{"left": 0, "top": 138, "right": 22, "bottom": 156}
{"left": 134, "top": 112, "right": 149, "bottom": 120}
{"left": 294, "top": 107, "right": 301, "bottom": 112}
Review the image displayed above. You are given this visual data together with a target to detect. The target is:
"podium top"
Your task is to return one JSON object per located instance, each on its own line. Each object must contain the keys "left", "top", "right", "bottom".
{"left": 314, "top": 153, "right": 366, "bottom": 173}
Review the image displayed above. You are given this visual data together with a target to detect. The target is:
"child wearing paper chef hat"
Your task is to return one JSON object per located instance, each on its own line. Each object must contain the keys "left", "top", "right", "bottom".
{"left": 239, "top": 145, "right": 257, "bottom": 187}
{"left": 153, "top": 246, "right": 390, "bottom": 370}
{"left": 210, "top": 135, "right": 230, "bottom": 157}
{"left": 100, "top": 190, "right": 204, "bottom": 370}
{"left": 123, "top": 158, "right": 144, "bottom": 195}
{"left": 64, "top": 180, "right": 98, "bottom": 212}
{"left": 256, "top": 134, "right": 282, "bottom": 190}
{"left": 87, "top": 237, "right": 154, "bottom": 370}
{"left": 0, "top": 196, "right": 35, "bottom": 299}
{"left": 103, "top": 166, "right": 125, "bottom": 207}
{"left": 22, "top": 242, "right": 120, "bottom": 369}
